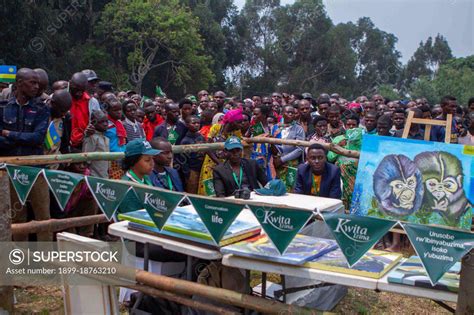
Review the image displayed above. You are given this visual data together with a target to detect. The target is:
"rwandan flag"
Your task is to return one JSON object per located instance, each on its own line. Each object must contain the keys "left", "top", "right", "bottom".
{"left": 0, "top": 65, "right": 16, "bottom": 83}
{"left": 45, "top": 121, "right": 61, "bottom": 150}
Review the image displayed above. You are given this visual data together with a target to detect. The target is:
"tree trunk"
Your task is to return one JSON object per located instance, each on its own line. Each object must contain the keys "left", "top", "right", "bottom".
{"left": 456, "top": 249, "right": 474, "bottom": 314}
{"left": 0, "top": 170, "right": 13, "bottom": 312}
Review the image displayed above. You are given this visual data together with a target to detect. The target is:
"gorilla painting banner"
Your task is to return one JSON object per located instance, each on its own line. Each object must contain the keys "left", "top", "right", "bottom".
{"left": 350, "top": 135, "right": 473, "bottom": 230}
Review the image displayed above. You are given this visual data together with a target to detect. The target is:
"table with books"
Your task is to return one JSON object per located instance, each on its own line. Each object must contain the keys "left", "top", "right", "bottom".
{"left": 220, "top": 235, "right": 459, "bottom": 308}
{"left": 109, "top": 193, "right": 344, "bottom": 281}
{"left": 109, "top": 204, "right": 260, "bottom": 281}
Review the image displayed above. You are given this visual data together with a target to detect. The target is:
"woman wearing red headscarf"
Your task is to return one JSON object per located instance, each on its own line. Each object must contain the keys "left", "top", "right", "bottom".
{"left": 197, "top": 109, "right": 244, "bottom": 195}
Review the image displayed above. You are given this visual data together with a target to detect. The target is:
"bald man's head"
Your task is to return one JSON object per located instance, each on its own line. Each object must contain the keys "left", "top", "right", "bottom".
{"left": 69, "top": 72, "right": 88, "bottom": 100}
{"left": 15, "top": 68, "right": 39, "bottom": 100}
{"left": 50, "top": 89, "right": 72, "bottom": 118}
{"left": 52, "top": 80, "right": 68, "bottom": 91}
{"left": 34, "top": 68, "right": 49, "bottom": 96}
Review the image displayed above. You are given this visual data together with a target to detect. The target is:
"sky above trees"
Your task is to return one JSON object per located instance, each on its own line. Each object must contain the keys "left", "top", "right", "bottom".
{"left": 235, "top": 0, "right": 473, "bottom": 63}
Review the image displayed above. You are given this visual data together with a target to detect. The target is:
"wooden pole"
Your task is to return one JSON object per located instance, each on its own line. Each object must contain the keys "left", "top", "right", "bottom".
{"left": 0, "top": 138, "right": 359, "bottom": 166}
{"left": 243, "top": 137, "right": 360, "bottom": 158}
{"left": 132, "top": 269, "right": 318, "bottom": 314}
{"left": 11, "top": 214, "right": 108, "bottom": 236}
{"left": 456, "top": 249, "right": 474, "bottom": 314}
{"left": 0, "top": 170, "right": 13, "bottom": 312}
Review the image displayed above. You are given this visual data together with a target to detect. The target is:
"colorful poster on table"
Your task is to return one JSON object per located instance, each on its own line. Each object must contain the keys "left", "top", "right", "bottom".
{"left": 351, "top": 135, "right": 473, "bottom": 230}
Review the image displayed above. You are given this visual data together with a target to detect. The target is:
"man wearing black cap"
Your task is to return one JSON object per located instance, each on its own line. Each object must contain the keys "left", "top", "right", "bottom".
{"left": 213, "top": 137, "right": 267, "bottom": 197}
{"left": 81, "top": 69, "right": 101, "bottom": 114}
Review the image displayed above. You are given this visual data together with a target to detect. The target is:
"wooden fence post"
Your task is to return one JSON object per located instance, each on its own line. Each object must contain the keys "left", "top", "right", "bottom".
{"left": 0, "top": 170, "right": 13, "bottom": 312}
{"left": 456, "top": 249, "right": 474, "bottom": 314}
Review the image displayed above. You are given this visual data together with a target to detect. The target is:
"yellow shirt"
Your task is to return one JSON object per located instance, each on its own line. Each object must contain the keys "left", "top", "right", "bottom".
{"left": 310, "top": 174, "right": 322, "bottom": 196}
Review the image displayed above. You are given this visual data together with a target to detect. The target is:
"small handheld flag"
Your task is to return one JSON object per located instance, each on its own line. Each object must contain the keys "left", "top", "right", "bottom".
{"left": 45, "top": 121, "right": 61, "bottom": 150}
{"left": 0, "top": 65, "right": 16, "bottom": 83}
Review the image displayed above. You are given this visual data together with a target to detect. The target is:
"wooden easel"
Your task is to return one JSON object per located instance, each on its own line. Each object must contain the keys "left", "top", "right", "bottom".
{"left": 402, "top": 112, "right": 453, "bottom": 143}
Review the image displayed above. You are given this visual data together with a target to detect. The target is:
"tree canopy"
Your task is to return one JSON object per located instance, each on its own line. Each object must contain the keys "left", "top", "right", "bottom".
{"left": 0, "top": 0, "right": 471, "bottom": 104}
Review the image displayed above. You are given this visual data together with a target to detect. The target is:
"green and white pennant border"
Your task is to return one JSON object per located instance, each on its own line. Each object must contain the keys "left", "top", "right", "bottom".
{"left": 3, "top": 164, "right": 474, "bottom": 285}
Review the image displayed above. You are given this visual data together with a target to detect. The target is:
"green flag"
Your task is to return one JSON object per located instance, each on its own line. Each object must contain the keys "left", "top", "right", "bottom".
{"left": 202, "top": 178, "right": 216, "bottom": 197}
{"left": 44, "top": 170, "right": 83, "bottom": 211}
{"left": 322, "top": 213, "right": 397, "bottom": 267}
{"left": 188, "top": 196, "right": 244, "bottom": 245}
{"left": 285, "top": 166, "right": 297, "bottom": 189}
{"left": 85, "top": 177, "right": 131, "bottom": 220}
{"left": 252, "top": 122, "right": 265, "bottom": 136}
{"left": 403, "top": 223, "right": 474, "bottom": 285}
{"left": 134, "top": 187, "right": 184, "bottom": 231}
{"left": 247, "top": 205, "right": 313, "bottom": 254}
{"left": 155, "top": 86, "right": 165, "bottom": 97}
{"left": 6, "top": 165, "right": 43, "bottom": 205}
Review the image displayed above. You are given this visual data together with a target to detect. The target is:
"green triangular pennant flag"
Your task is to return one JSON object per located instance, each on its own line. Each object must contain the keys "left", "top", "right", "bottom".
{"left": 247, "top": 205, "right": 313, "bottom": 254}
{"left": 134, "top": 187, "right": 184, "bottom": 231}
{"left": 44, "top": 169, "right": 83, "bottom": 211}
{"left": 188, "top": 196, "right": 244, "bottom": 245}
{"left": 6, "top": 165, "right": 43, "bottom": 205}
{"left": 85, "top": 177, "right": 131, "bottom": 220}
{"left": 322, "top": 213, "right": 397, "bottom": 267}
{"left": 403, "top": 223, "right": 474, "bottom": 285}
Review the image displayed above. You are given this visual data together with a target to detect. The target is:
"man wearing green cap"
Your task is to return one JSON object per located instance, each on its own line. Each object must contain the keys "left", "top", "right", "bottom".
{"left": 213, "top": 136, "right": 267, "bottom": 197}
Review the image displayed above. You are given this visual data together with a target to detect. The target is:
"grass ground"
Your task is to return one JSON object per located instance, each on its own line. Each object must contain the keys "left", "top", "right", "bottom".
{"left": 12, "top": 283, "right": 455, "bottom": 314}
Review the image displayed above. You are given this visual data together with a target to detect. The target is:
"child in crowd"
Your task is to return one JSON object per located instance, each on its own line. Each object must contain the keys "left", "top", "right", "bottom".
{"left": 105, "top": 99, "right": 126, "bottom": 179}
{"left": 376, "top": 114, "right": 393, "bottom": 136}
{"left": 199, "top": 109, "right": 214, "bottom": 140}
{"left": 308, "top": 115, "right": 330, "bottom": 143}
{"left": 149, "top": 137, "right": 184, "bottom": 192}
{"left": 180, "top": 115, "right": 205, "bottom": 193}
{"left": 364, "top": 111, "right": 378, "bottom": 134}
{"left": 122, "top": 98, "right": 146, "bottom": 141}
{"left": 135, "top": 107, "right": 145, "bottom": 124}
{"left": 83, "top": 110, "right": 110, "bottom": 178}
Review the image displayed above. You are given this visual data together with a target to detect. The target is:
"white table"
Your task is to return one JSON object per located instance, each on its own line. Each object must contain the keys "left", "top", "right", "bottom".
{"left": 222, "top": 254, "right": 458, "bottom": 306}
{"left": 109, "top": 220, "right": 222, "bottom": 261}
{"left": 228, "top": 192, "right": 344, "bottom": 213}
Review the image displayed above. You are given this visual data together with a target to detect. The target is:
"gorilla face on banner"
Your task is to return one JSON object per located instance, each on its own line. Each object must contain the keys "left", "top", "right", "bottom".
{"left": 373, "top": 154, "right": 424, "bottom": 217}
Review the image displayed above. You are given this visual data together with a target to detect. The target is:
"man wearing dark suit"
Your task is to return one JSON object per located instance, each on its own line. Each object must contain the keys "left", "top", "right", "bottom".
{"left": 294, "top": 143, "right": 341, "bottom": 199}
{"left": 213, "top": 136, "right": 268, "bottom": 197}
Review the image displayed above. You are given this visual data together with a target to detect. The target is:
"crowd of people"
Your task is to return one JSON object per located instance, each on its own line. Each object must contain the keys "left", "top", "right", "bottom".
{"left": 0, "top": 67, "right": 473, "bottom": 242}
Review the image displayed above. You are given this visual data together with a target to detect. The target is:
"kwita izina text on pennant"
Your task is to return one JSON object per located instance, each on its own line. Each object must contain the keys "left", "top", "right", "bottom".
{"left": 44, "top": 170, "right": 83, "bottom": 211}
{"left": 6, "top": 165, "right": 43, "bottom": 205}
{"left": 85, "top": 177, "right": 131, "bottom": 220}
{"left": 134, "top": 187, "right": 184, "bottom": 231}
{"left": 247, "top": 205, "right": 313, "bottom": 254}
{"left": 403, "top": 223, "right": 474, "bottom": 285}
{"left": 322, "top": 213, "right": 397, "bottom": 267}
{"left": 188, "top": 196, "right": 244, "bottom": 245}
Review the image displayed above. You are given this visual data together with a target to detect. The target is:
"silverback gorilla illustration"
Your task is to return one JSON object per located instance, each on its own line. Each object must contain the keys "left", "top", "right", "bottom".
{"left": 414, "top": 151, "right": 470, "bottom": 222}
{"left": 373, "top": 154, "right": 424, "bottom": 217}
